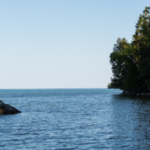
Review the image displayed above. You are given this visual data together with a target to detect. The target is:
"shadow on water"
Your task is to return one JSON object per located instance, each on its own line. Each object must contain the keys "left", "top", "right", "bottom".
{"left": 107, "top": 93, "right": 150, "bottom": 149}
{"left": 111, "top": 94, "right": 150, "bottom": 121}
{"left": 112, "top": 93, "right": 150, "bottom": 102}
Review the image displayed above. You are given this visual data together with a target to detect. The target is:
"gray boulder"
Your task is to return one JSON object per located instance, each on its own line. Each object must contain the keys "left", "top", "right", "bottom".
{"left": 0, "top": 100, "right": 21, "bottom": 115}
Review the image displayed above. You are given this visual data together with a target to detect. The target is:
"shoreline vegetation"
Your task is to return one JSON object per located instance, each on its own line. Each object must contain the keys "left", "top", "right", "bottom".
{"left": 108, "top": 83, "right": 150, "bottom": 96}
{"left": 107, "top": 83, "right": 114, "bottom": 89}
{"left": 109, "top": 7, "right": 150, "bottom": 96}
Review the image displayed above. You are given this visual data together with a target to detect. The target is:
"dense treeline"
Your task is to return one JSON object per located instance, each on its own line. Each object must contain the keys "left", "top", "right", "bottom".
{"left": 110, "top": 7, "right": 150, "bottom": 95}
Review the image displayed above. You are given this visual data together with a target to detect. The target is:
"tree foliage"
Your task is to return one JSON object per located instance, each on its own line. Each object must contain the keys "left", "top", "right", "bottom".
{"left": 110, "top": 7, "right": 150, "bottom": 95}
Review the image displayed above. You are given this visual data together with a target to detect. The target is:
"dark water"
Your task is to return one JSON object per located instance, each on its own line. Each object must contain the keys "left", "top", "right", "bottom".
{"left": 1, "top": 89, "right": 150, "bottom": 150}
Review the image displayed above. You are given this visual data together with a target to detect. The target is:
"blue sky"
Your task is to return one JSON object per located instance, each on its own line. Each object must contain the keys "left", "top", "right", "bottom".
{"left": 0, "top": 0, "right": 149, "bottom": 89}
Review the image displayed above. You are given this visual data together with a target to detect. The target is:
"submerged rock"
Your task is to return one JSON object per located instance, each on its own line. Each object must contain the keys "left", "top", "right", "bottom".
{"left": 0, "top": 100, "right": 21, "bottom": 115}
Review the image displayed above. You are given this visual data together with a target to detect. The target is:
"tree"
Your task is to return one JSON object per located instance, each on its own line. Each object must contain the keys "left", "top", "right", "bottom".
{"left": 110, "top": 7, "right": 150, "bottom": 95}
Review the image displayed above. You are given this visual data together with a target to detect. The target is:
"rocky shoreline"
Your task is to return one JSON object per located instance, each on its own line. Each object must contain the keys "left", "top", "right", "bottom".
{"left": 0, "top": 100, "right": 21, "bottom": 115}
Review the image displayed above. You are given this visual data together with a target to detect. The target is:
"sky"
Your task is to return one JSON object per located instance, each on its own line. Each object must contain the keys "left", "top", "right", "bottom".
{"left": 0, "top": 0, "right": 150, "bottom": 89}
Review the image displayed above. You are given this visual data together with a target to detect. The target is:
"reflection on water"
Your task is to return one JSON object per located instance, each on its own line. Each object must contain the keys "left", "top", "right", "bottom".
{"left": 0, "top": 89, "right": 150, "bottom": 149}
{"left": 111, "top": 94, "right": 150, "bottom": 149}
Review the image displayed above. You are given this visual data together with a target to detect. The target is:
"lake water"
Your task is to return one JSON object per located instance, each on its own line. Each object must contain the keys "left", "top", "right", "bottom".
{"left": 1, "top": 89, "right": 150, "bottom": 150}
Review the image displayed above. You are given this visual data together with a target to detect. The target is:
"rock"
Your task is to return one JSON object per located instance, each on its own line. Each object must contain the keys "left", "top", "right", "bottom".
{"left": 0, "top": 100, "right": 21, "bottom": 115}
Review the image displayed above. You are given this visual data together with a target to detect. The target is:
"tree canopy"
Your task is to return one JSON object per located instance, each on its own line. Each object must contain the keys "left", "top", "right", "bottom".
{"left": 110, "top": 6, "right": 150, "bottom": 95}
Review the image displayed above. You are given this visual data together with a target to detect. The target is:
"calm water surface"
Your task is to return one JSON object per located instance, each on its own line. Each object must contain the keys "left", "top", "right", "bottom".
{"left": 0, "top": 89, "right": 150, "bottom": 150}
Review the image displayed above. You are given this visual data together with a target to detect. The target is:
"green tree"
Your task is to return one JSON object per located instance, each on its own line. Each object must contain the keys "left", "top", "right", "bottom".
{"left": 110, "top": 7, "right": 150, "bottom": 95}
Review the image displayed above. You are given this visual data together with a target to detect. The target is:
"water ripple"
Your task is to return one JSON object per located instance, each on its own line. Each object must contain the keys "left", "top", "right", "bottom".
{"left": 0, "top": 89, "right": 150, "bottom": 149}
